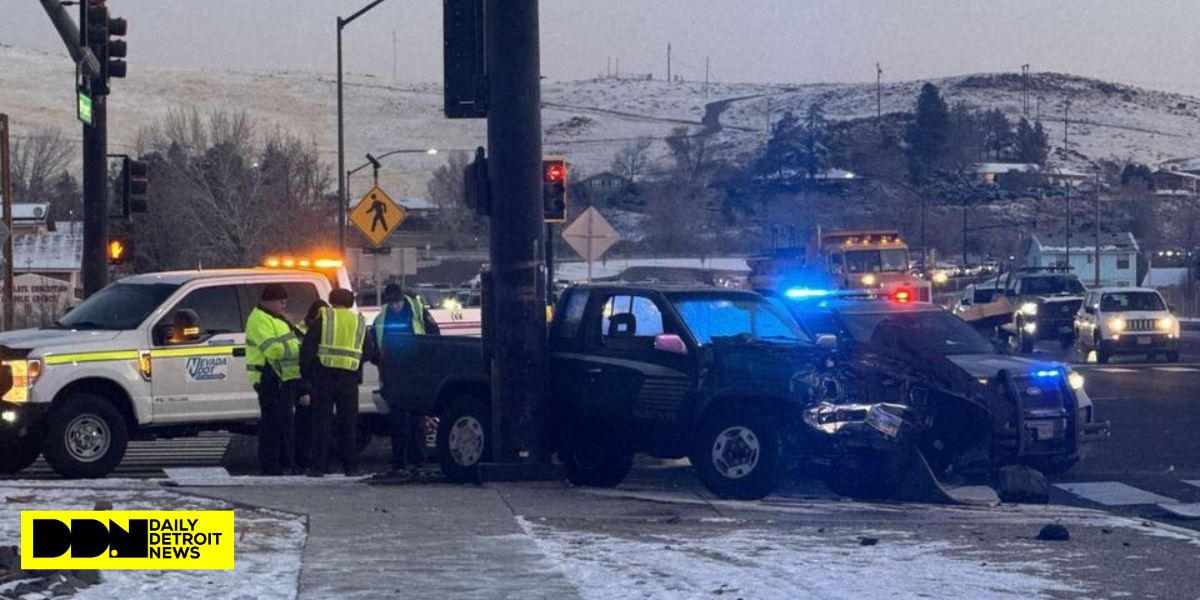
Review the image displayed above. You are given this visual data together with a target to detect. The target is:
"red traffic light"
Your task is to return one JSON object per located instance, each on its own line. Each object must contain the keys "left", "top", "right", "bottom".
{"left": 544, "top": 161, "right": 566, "bottom": 183}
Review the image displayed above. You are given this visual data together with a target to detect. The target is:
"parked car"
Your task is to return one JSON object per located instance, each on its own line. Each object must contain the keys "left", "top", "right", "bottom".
{"left": 1075, "top": 288, "right": 1180, "bottom": 363}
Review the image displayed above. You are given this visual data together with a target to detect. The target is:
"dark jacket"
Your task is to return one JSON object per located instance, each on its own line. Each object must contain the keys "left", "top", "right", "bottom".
{"left": 302, "top": 311, "right": 365, "bottom": 383}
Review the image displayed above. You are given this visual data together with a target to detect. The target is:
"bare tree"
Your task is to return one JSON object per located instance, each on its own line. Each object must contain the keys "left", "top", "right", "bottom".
{"left": 610, "top": 136, "right": 652, "bottom": 182}
{"left": 665, "top": 127, "right": 712, "bottom": 183}
{"left": 10, "top": 128, "right": 73, "bottom": 204}
{"left": 426, "top": 151, "right": 480, "bottom": 235}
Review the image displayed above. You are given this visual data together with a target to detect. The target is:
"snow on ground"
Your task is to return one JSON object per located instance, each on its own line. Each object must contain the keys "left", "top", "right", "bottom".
{"left": 0, "top": 484, "right": 305, "bottom": 600}
{"left": 6, "top": 44, "right": 1200, "bottom": 201}
{"left": 517, "top": 516, "right": 1081, "bottom": 600}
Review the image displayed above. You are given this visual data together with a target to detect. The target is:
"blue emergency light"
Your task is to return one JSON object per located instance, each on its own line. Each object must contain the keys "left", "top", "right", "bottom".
{"left": 1032, "top": 369, "right": 1061, "bottom": 379}
{"left": 784, "top": 288, "right": 833, "bottom": 300}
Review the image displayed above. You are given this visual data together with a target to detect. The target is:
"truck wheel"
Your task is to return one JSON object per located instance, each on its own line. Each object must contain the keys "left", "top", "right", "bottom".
{"left": 436, "top": 395, "right": 490, "bottom": 483}
{"left": 824, "top": 449, "right": 910, "bottom": 501}
{"left": 690, "top": 405, "right": 780, "bottom": 500}
{"left": 562, "top": 437, "right": 633, "bottom": 488}
{"left": 0, "top": 432, "right": 42, "bottom": 474}
{"left": 41, "top": 394, "right": 129, "bottom": 478}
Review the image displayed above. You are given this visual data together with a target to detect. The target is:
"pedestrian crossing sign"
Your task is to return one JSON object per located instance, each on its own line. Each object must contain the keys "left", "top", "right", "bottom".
{"left": 350, "top": 185, "right": 406, "bottom": 246}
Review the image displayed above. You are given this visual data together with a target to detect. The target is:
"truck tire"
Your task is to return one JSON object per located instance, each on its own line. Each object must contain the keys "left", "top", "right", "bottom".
{"left": 690, "top": 405, "right": 780, "bottom": 500}
{"left": 824, "top": 449, "right": 910, "bottom": 501}
{"left": 41, "top": 394, "right": 129, "bottom": 478}
{"left": 562, "top": 438, "right": 633, "bottom": 488}
{"left": 0, "top": 432, "right": 41, "bottom": 474}
{"left": 436, "top": 395, "right": 490, "bottom": 483}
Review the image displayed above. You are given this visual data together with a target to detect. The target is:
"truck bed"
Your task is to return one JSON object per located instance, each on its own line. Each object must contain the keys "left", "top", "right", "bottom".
{"left": 379, "top": 335, "right": 486, "bottom": 414}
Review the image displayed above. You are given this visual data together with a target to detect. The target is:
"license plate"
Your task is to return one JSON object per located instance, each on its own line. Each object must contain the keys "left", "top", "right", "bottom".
{"left": 1137, "top": 336, "right": 1151, "bottom": 345}
{"left": 1028, "top": 421, "right": 1057, "bottom": 441}
{"left": 866, "top": 405, "right": 903, "bottom": 438}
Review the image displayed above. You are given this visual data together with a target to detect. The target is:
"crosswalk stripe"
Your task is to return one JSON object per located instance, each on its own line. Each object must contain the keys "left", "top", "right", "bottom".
{"left": 1089, "top": 367, "right": 1138, "bottom": 373}
{"left": 1054, "top": 481, "right": 1178, "bottom": 506}
{"left": 11, "top": 435, "right": 232, "bottom": 478}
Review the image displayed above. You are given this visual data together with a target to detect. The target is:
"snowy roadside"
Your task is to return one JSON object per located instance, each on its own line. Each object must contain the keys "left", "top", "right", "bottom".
{"left": 0, "top": 483, "right": 306, "bottom": 600}
{"left": 516, "top": 515, "right": 1084, "bottom": 600}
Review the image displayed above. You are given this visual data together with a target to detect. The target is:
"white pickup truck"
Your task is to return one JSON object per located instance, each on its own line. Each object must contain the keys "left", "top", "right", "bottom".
{"left": 0, "top": 267, "right": 419, "bottom": 478}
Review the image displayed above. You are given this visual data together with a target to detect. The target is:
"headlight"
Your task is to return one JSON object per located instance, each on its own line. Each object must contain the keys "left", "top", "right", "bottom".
{"left": 932, "top": 271, "right": 949, "bottom": 284}
{"left": 1107, "top": 318, "right": 1126, "bottom": 333}
{"left": 1019, "top": 302, "right": 1038, "bottom": 316}
{"left": 861, "top": 274, "right": 877, "bottom": 286}
{"left": 1157, "top": 316, "right": 1175, "bottom": 332}
{"left": 1022, "top": 322, "right": 1037, "bottom": 334}
{"left": 1068, "top": 371, "right": 1085, "bottom": 390}
{"left": 1, "top": 359, "right": 41, "bottom": 403}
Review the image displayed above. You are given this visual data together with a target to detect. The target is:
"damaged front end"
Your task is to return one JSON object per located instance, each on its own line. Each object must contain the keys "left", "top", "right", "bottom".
{"left": 797, "top": 346, "right": 1085, "bottom": 504}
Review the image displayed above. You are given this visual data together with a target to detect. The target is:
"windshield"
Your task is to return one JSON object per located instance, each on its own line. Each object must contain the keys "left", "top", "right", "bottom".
{"left": 1101, "top": 292, "right": 1165, "bottom": 312}
{"left": 1022, "top": 276, "right": 1086, "bottom": 296}
{"left": 839, "top": 309, "right": 996, "bottom": 356}
{"left": 844, "top": 249, "right": 909, "bottom": 273}
{"left": 672, "top": 294, "right": 807, "bottom": 345}
{"left": 53, "top": 283, "right": 180, "bottom": 330}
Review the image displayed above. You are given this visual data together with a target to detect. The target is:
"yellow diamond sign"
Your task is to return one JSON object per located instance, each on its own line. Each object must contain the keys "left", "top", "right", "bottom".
{"left": 349, "top": 185, "right": 406, "bottom": 246}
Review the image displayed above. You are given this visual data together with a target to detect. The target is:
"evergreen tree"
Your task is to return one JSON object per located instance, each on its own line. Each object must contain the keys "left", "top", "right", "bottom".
{"left": 904, "top": 83, "right": 951, "bottom": 184}
{"left": 982, "top": 109, "right": 1013, "bottom": 160}
{"left": 1014, "top": 118, "right": 1049, "bottom": 165}
{"left": 756, "top": 110, "right": 804, "bottom": 181}
{"left": 800, "top": 103, "right": 830, "bottom": 180}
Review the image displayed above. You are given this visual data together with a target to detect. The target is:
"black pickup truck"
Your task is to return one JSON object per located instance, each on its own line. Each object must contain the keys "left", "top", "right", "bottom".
{"left": 380, "top": 284, "right": 838, "bottom": 499}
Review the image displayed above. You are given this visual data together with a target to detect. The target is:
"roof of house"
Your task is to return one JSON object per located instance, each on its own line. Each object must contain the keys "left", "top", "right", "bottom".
{"left": 12, "top": 232, "right": 82, "bottom": 272}
{"left": 973, "top": 162, "right": 1040, "bottom": 175}
{"left": 1028, "top": 232, "right": 1139, "bottom": 254}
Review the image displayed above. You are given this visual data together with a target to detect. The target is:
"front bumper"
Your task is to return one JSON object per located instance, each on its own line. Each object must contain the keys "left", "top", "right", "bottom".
{"left": 0, "top": 400, "right": 50, "bottom": 437}
{"left": 1031, "top": 317, "right": 1076, "bottom": 341}
{"left": 1102, "top": 334, "right": 1179, "bottom": 354}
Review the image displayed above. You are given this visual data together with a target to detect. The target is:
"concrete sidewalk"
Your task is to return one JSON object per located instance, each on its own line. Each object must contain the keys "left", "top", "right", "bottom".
{"left": 183, "top": 477, "right": 1200, "bottom": 599}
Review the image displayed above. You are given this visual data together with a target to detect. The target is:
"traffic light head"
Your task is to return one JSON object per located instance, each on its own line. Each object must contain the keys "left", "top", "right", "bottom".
{"left": 107, "top": 237, "right": 131, "bottom": 265}
{"left": 542, "top": 158, "right": 568, "bottom": 223}
{"left": 120, "top": 158, "right": 149, "bottom": 216}
{"left": 82, "top": 0, "right": 128, "bottom": 93}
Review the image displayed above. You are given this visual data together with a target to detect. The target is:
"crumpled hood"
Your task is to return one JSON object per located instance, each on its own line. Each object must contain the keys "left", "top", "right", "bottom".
{"left": 945, "top": 353, "right": 1047, "bottom": 378}
{"left": 0, "top": 328, "right": 124, "bottom": 353}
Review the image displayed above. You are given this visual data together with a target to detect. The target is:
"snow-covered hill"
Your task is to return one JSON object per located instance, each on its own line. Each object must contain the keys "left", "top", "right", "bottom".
{"left": 3, "top": 44, "right": 1198, "bottom": 200}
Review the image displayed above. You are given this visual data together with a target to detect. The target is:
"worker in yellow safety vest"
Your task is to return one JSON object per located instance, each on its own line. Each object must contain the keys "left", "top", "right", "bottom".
{"left": 245, "top": 284, "right": 309, "bottom": 476}
{"left": 303, "top": 288, "right": 367, "bottom": 477}
{"left": 366, "top": 284, "right": 439, "bottom": 477}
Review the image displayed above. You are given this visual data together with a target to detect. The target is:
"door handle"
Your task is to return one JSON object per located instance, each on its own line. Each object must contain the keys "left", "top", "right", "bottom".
{"left": 232, "top": 347, "right": 246, "bottom": 357}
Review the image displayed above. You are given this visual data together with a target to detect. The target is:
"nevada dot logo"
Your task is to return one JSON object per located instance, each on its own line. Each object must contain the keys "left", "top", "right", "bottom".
{"left": 20, "top": 511, "right": 235, "bottom": 570}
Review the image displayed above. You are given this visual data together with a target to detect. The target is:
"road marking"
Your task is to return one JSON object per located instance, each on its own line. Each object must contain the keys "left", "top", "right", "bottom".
{"left": 1088, "top": 367, "right": 1138, "bottom": 373}
{"left": 1054, "top": 481, "right": 1178, "bottom": 506}
{"left": 1151, "top": 366, "right": 1199, "bottom": 373}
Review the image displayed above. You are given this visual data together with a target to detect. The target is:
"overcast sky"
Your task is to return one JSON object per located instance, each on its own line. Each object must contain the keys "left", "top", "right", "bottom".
{"left": 6, "top": 1, "right": 1200, "bottom": 93}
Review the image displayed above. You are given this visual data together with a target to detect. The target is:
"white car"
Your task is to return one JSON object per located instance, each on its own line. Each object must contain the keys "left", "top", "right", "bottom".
{"left": 1075, "top": 287, "right": 1180, "bottom": 364}
{"left": 0, "top": 268, "right": 387, "bottom": 478}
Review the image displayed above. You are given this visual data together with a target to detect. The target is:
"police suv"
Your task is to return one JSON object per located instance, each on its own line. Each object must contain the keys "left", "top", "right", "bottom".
{"left": 0, "top": 267, "right": 385, "bottom": 478}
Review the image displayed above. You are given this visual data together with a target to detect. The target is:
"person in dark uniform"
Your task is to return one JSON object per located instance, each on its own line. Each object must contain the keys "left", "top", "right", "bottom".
{"left": 293, "top": 299, "right": 327, "bottom": 472}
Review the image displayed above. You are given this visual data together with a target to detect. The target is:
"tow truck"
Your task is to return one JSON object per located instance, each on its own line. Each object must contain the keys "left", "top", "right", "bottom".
{"left": 747, "top": 229, "right": 932, "bottom": 302}
{"left": 0, "top": 256, "right": 466, "bottom": 478}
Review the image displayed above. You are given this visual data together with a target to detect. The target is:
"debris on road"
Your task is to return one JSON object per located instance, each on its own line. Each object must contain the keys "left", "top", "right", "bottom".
{"left": 1036, "top": 524, "right": 1071, "bottom": 541}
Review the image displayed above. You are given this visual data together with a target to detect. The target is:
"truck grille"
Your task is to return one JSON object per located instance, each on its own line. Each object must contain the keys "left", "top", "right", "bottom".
{"left": 1123, "top": 319, "right": 1156, "bottom": 332}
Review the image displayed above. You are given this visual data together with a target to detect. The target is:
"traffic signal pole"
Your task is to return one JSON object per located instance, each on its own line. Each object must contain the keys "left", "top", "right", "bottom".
{"left": 81, "top": 92, "right": 108, "bottom": 296}
{"left": 485, "top": 0, "right": 550, "bottom": 468}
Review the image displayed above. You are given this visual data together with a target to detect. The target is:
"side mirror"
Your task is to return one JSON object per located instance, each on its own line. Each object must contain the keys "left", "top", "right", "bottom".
{"left": 155, "top": 312, "right": 203, "bottom": 345}
{"left": 815, "top": 334, "right": 838, "bottom": 350}
{"left": 653, "top": 333, "right": 688, "bottom": 355}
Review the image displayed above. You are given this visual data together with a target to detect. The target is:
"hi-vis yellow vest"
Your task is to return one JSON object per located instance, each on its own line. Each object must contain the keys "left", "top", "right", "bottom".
{"left": 245, "top": 307, "right": 301, "bottom": 384}
{"left": 317, "top": 306, "right": 366, "bottom": 371}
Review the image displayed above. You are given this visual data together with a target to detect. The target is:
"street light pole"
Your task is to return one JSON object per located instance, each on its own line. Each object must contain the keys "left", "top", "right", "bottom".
{"left": 336, "top": 0, "right": 393, "bottom": 255}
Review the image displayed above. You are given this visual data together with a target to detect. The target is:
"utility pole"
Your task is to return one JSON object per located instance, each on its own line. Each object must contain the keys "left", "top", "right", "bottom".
{"left": 1063, "top": 97, "right": 1071, "bottom": 150}
{"left": 485, "top": 0, "right": 549, "bottom": 468}
{"left": 1036, "top": 95, "right": 1042, "bottom": 122}
{"left": 704, "top": 56, "right": 709, "bottom": 97}
{"left": 876, "top": 62, "right": 882, "bottom": 122}
{"left": 0, "top": 114, "right": 13, "bottom": 330}
{"left": 1065, "top": 174, "right": 1072, "bottom": 270}
{"left": 1021, "top": 64, "right": 1030, "bottom": 118}
{"left": 667, "top": 43, "right": 672, "bottom": 83}
{"left": 1094, "top": 170, "right": 1101, "bottom": 286}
